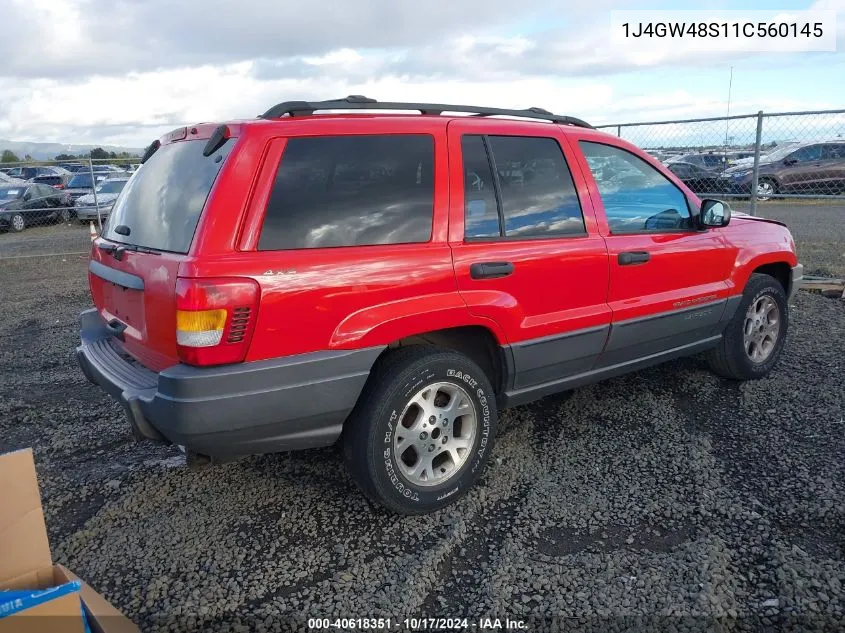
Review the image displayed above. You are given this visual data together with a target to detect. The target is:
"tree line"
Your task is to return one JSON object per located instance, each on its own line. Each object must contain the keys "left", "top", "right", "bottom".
{"left": 1, "top": 148, "right": 139, "bottom": 163}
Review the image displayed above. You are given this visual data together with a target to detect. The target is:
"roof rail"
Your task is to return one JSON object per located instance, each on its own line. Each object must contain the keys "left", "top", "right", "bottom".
{"left": 258, "top": 95, "right": 593, "bottom": 129}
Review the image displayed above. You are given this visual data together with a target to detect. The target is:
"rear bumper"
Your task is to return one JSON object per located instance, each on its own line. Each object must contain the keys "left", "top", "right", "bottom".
{"left": 76, "top": 308, "right": 382, "bottom": 457}
{"left": 75, "top": 208, "right": 109, "bottom": 221}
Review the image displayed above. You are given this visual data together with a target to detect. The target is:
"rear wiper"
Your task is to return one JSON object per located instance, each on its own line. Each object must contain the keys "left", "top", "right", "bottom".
{"left": 120, "top": 244, "right": 161, "bottom": 255}
{"left": 98, "top": 242, "right": 161, "bottom": 260}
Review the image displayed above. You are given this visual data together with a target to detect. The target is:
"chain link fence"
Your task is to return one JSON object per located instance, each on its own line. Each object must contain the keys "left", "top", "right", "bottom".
{"left": 1, "top": 110, "right": 843, "bottom": 258}
{"left": 596, "top": 109, "right": 845, "bottom": 215}
{"left": 0, "top": 158, "right": 137, "bottom": 258}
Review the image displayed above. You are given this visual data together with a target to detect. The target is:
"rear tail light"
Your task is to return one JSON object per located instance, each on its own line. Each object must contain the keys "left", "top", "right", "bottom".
{"left": 175, "top": 277, "right": 260, "bottom": 366}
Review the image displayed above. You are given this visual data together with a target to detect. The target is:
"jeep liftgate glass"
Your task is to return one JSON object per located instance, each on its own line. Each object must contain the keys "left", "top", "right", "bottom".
{"left": 103, "top": 139, "right": 233, "bottom": 253}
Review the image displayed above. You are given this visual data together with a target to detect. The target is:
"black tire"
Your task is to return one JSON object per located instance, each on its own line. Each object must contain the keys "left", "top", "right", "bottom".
{"left": 706, "top": 273, "right": 789, "bottom": 380}
{"left": 58, "top": 207, "right": 73, "bottom": 223}
{"left": 342, "top": 346, "right": 498, "bottom": 514}
{"left": 9, "top": 213, "right": 25, "bottom": 232}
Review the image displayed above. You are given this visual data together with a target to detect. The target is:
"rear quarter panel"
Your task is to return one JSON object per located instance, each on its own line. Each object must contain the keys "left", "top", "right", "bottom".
{"left": 181, "top": 117, "right": 503, "bottom": 361}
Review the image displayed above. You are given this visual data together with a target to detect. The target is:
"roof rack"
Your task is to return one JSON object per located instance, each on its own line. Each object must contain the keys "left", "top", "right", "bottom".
{"left": 258, "top": 95, "right": 593, "bottom": 129}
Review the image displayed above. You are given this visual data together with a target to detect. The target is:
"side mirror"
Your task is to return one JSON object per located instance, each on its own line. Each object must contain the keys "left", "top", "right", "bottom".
{"left": 699, "top": 199, "right": 731, "bottom": 228}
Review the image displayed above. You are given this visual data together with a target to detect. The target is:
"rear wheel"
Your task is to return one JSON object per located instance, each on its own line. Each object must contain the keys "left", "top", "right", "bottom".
{"left": 342, "top": 346, "right": 498, "bottom": 514}
{"left": 756, "top": 178, "right": 777, "bottom": 201}
{"left": 706, "top": 274, "right": 788, "bottom": 380}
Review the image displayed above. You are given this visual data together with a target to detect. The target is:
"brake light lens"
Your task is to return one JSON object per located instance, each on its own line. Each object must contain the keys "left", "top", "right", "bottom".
{"left": 175, "top": 277, "right": 260, "bottom": 366}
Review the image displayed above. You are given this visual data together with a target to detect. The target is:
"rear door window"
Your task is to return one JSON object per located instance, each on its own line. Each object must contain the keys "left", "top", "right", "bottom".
{"left": 461, "top": 134, "right": 585, "bottom": 239}
{"left": 258, "top": 134, "right": 434, "bottom": 250}
{"left": 488, "top": 136, "right": 585, "bottom": 238}
{"left": 103, "top": 139, "right": 233, "bottom": 253}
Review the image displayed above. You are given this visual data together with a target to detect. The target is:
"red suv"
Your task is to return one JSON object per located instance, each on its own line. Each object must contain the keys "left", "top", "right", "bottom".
{"left": 77, "top": 97, "right": 802, "bottom": 514}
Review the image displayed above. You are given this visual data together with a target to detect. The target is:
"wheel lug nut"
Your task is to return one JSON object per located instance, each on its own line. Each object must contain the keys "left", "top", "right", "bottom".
{"left": 428, "top": 444, "right": 435, "bottom": 452}
{"left": 419, "top": 432, "right": 428, "bottom": 440}
{"left": 442, "top": 437, "right": 448, "bottom": 444}
{"left": 429, "top": 416, "right": 436, "bottom": 423}
{"left": 443, "top": 418, "right": 448, "bottom": 425}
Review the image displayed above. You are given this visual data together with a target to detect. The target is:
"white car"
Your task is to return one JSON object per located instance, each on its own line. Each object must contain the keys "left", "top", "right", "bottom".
{"left": 73, "top": 178, "right": 129, "bottom": 222}
{"left": 0, "top": 172, "right": 25, "bottom": 185}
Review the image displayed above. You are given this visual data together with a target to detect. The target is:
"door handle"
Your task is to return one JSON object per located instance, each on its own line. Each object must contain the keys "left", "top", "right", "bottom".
{"left": 618, "top": 251, "right": 650, "bottom": 265}
{"left": 470, "top": 261, "right": 515, "bottom": 279}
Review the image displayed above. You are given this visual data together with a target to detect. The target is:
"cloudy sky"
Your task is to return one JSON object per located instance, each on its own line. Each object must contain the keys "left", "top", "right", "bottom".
{"left": 1, "top": 0, "right": 843, "bottom": 147}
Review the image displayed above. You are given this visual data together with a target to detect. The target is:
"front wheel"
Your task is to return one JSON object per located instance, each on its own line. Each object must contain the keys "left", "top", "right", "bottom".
{"left": 9, "top": 213, "right": 25, "bottom": 232}
{"left": 706, "top": 274, "right": 789, "bottom": 380}
{"left": 342, "top": 346, "right": 498, "bottom": 514}
{"left": 58, "top": 208, "right": 73, "bottom": 223}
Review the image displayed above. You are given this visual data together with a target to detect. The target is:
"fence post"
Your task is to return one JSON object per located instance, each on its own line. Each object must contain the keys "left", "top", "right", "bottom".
{"left": 749, "top": 110, "right": 764, "bottom": 217}
{"left": 88, "top": 156, "right": 102, "bottom": 231}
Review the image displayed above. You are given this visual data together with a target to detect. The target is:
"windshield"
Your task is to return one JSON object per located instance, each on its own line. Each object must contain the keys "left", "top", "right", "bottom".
{"left": 0, "top": 187, "right": 22, "bottom": 200}
{"left": 103, "top": 139, "right": 233, "bottom": 253}
{"left": 761, "top": 144, "right": 801, "bottom": 162}
{"left": 97, "top": 180, "right": 127, "bottom": 194}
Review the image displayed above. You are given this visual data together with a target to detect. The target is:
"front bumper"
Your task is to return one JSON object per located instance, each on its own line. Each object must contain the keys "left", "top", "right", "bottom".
{"left": 790, "top": 263, "right": 804, "bottom": 302}
{"left": 714, "top": 176, "right": 753, "bottom": 194}
{"left": 76, "top": 308, "right": 382, "bottom": 457}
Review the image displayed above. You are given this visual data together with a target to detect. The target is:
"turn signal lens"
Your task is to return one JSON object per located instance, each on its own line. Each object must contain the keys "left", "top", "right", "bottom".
{"left": 176, "top": 309, "right": 226, "bottom": 347}
{"left": 175, "top": 277, "right": 260, "bottom": 366}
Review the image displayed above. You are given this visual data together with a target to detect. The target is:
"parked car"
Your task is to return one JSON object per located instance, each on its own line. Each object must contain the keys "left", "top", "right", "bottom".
{"left": 3, "top": 166, "right": 65, "bottom": 181}
{"left": 666, "top": 152, "right": 728, "bottom": 172}
{"left": 32, "top": 173, "right": 73, "bottom": 190}
{"left": 666, "top": 161, "right": 721, "bottom": 194}
{"left": 0, "top": 172, "right": 25, "bottom": 185}
{"left": 718, "top": 140, "right": 845, "bottom": 199}
{"left": 0, "top": 183, "right": 73, "bottom": 231}
{"left": 65, "top": 172, "right": 109, "bottom": 200}
{"left": 73, "top": 177, "right": 130, "bottom": 222}
{"left": 76, "top": 97, "right": 801, "bottom": 514}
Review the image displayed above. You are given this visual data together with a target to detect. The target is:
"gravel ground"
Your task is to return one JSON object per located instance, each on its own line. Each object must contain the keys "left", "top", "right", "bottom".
{"left": 0, "top": 212, "right": 843, "bottom": 632}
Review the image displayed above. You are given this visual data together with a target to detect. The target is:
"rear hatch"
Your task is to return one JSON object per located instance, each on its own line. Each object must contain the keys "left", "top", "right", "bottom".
{"left": 88, "top": 136, "right": 234, "bottom": 371}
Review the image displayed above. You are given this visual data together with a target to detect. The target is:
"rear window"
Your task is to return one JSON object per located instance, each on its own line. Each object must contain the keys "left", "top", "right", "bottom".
{"left": 68, "top": 174, "right": 94, "bottom": 187}
{"left": 103, "top": 139, "right": 233, "bottom": 253}
{"left": 258, "top": 134, "right": 434, "bottom": 250}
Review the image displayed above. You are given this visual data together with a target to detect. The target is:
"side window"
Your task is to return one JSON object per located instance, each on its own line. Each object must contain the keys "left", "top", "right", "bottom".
{"left": 462, "top": 135, "right": 501, "bottom": 239}
{"left": 580, "top": 141, "right": 692, "bottom": 234}
{"left": 790, "top": 145, "right": 822, "bottom": 163}
{"left": 487, "top": 136, "right": 585, "bottom": 238}
{"left": 821, "top": 144, "right": 845, "bottom": 160}
{"left": 701, "top": 155, "right": 724, "bottom": 168}
{"left": 461, "top": 134, "right": 586, "bottom": 239}
{"left": 258, "top": 134, "right": 434, "bottom": 250}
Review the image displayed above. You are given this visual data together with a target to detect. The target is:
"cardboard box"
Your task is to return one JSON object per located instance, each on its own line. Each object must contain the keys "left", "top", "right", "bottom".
{"left": 0, "top": 448, "right": 140, "bottom": 633}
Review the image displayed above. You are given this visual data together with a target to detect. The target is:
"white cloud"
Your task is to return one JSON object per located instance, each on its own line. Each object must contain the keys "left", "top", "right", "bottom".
{"left": 0, "top": 0, "right": 842, "bottom": 146}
